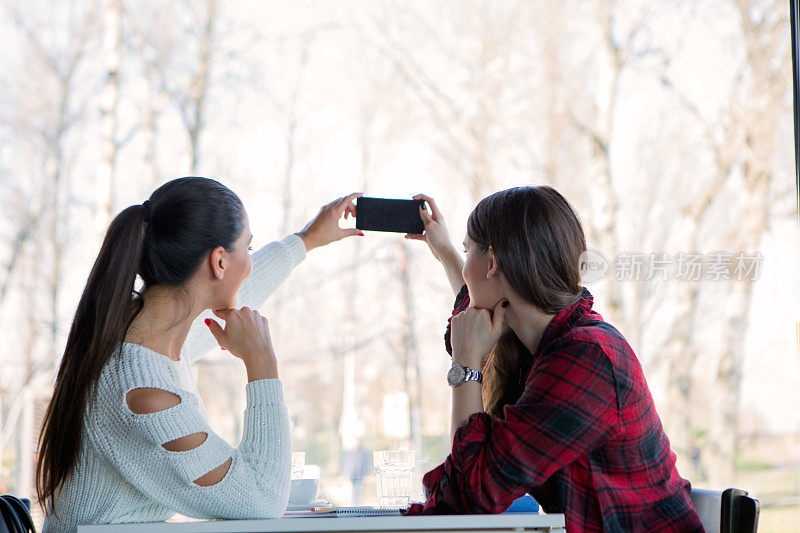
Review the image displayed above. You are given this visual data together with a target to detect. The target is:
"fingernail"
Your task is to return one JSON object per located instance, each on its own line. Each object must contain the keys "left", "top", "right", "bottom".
{"left": 359, "top": 232, "right": 365, "bottom": 236}
{"left": 204, "top": 318, "right": 211, "bottom": 325}
{"left": 502, "top": 301, "right": 509, "bottom": 308}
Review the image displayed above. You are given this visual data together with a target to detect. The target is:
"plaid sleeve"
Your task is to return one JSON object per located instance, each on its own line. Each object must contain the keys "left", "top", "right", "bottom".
{"left": 419, "top": 339, "right": 622, "bottom": 514}
{"left": 444, "top": 284, "right": 470, "bottom": 356}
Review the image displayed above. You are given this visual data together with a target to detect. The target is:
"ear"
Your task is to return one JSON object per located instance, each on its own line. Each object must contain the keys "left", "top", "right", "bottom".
{"left": 209, "top": 246, "right": 227, "bottom": 280}
{"left": 486, "top": 245, "right": 500, "bottom": 279}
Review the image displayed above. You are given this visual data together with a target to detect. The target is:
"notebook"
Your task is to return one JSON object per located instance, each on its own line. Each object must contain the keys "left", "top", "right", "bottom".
{"left": 283, "top": 506, "right": 404, "bottom": 518}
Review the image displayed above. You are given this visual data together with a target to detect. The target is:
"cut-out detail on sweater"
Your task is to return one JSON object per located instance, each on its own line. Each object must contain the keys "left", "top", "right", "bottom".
{"left": 162, "top": 432, "right": 208, "bottom": 452}
{"left": 194, "top": 457, "right": 233, "bottom": 486}
{"left": 125, "top": 387, "right": 181, "bottom": 415}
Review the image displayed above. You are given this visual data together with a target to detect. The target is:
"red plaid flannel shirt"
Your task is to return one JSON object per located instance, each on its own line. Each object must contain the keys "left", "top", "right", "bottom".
{"left": 406, "top": 285, "right": 703, "bottom": 533}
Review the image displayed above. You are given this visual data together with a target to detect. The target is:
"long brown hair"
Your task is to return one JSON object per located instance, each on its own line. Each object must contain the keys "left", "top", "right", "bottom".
{"left": 36, "top": 177, "right": 245, "bottom": 511}
{"left": 466, "top": 186, "right": 586, "bottom": 419}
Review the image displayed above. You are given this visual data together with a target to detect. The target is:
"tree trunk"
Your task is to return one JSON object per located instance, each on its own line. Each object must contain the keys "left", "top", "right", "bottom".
{"left": 702, "top": 0, "right": 788, "bottom": 484}
{"left": 279, "top": 37, "right": 311, "bottom": 237}
{"left": 399, "top": 241, "right": 423, "bottom": 455}
{"left": 187, "top": 0, "right": 218, "bottom": 174}
{"left": 96, "top": 0, "right": 122, "bottom": 233}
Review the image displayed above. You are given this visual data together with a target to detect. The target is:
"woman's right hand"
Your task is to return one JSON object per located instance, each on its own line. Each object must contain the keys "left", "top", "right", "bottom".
{"left": 405, "top": 194, "right": 457, "bottom": 263}
{"left": 405, "top": 194, "right": 465, "bottom": 295}
{"left": 205, "top": 307, "right": 278, "bottom": 381}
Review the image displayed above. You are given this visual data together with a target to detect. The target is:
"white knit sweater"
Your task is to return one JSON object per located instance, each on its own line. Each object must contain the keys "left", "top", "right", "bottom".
{"left": 43, "top": 235, "right": 306, "bottom": 533}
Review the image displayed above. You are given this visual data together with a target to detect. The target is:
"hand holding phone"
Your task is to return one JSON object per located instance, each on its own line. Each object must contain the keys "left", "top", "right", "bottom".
{"left": 296, "top": 193, "right": 363, "bottom": 251}
{"left": 404, "top": 194, "right": 465, "bottom": 295}
{"left": 404, "top": 194, "right": 457, "bottom": 259}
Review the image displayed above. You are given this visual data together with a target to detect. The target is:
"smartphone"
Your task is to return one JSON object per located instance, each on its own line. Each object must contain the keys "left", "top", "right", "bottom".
{"left": 356, "top": 197, "right": 425, "bottom": 234}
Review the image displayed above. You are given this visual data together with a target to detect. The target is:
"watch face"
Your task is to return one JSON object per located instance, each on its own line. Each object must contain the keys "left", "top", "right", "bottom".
{"left": 447, "top": 364, "right": 466, "bottom": 387}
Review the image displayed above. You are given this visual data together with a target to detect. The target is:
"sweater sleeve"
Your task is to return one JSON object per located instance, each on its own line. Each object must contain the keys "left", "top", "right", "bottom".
{"left": 418, "top": 339, "right": 621, "bottom": 514}
{"left": 183, "top": 235, "right": 307, "bottom": 363}
{"left": 88, "top": 377, "right": 292, "bottom": 519}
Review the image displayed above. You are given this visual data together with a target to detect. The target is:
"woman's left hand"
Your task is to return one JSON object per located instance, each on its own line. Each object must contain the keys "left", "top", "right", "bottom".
{"left": 450, "top": 299, "right": 509, "bottom": 368}
{"left": 295, "top": 192, "right": 364, "bottom": 251}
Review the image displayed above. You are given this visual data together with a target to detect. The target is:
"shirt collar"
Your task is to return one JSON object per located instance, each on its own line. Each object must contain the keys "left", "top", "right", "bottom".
{"left": 533, "top": 286, "right": 598, "bottom": 358}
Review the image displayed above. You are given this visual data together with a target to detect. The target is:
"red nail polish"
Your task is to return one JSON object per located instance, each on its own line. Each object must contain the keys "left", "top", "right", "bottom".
{"left": 204, "top": 318, "right": 211, "bottom": 325}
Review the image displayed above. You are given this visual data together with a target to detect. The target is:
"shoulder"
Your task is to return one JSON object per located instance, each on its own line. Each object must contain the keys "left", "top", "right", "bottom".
{"left": 96, "top": 344, "right": 183, "bottom": 406}
{"left": 555, "top": 320, "right": 644, "bottom": 406}
{"left": 539, "top": 332, "right": 616, "bottom": 386}
{"left": 534, "top": 319, "right": 632, "bottom": 389}
{"left": 568, "top": 319, "right": 631, "bottom": 358}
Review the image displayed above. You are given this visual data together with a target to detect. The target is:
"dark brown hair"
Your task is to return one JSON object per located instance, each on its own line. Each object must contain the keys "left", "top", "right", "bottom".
{"left": 36, "top": 177, "right": 245, "bottom": 511}
{"left": 467, "top": 186, "right": 586, "bottom": 419}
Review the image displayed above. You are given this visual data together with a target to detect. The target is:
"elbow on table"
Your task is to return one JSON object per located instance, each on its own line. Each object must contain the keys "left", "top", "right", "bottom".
{"left": 249, "top": 485, "right": 291, "bottom": 519}
{"left": 203, "top": 477, "right": 290, "bottom": 520}
{"left": 213, "top": 497, "right": 288, "bottom": 520}
{"left": 255, "top": 481, "right": 291, "bottom": 519}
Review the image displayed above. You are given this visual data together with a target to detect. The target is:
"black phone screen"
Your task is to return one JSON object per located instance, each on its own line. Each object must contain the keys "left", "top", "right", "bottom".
{"left": 355, "top": 197, "right": 425, "bottom": 234}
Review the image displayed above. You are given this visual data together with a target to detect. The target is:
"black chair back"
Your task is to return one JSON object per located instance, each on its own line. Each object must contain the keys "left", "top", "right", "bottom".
{"left": 0, "top": 495, "right": 35, "bottom": 533}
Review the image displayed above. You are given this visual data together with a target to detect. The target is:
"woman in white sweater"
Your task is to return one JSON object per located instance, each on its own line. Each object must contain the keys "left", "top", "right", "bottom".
{"left": 36, "top": 177, "right": 363, "bottom": 531}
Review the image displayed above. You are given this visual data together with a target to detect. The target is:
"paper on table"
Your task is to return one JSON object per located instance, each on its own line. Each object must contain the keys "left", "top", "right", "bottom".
{"left": 283, "top": 506, "right": 404, "bottom": 518}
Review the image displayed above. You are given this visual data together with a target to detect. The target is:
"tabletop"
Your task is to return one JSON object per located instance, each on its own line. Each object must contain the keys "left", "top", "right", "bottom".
{"left": 77, "top": 513, "right": 566, "bottom": 533}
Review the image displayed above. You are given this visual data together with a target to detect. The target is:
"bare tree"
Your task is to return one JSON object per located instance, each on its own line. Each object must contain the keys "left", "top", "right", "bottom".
{"left": 181, "top": 0, "right": 218, "bottom": 174}
{"left": 398, "top": 241, "right": 424, "bottom": 454}
{"left": 271, "top": 24, "right": 340, "bottom": 236}
{"left": 703, "top": 0, "right": 790, "bottom": 485}
{"left": 95, "top": 0, "right": 123, "bottom": 232}
{"left": 128, "top": 0, "right": 219, "bottom": 175}
{"left": 648, "top": 0, "right": 790, "bottom": 484}
{"left": 568, "top": 0, "right": 658, "bottom": 328}
{"left": 123, "top": 5, "right": 172, "bottom": 187}
{"left": 355, "top": 0, "right": 534, "bottom": 203}
{"left": 0, "top": 0, "right": 98, "bottom": 499}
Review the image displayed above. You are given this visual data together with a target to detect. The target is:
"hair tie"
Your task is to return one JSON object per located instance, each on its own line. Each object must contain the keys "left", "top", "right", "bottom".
{"left": 142, "top": 200, "right": 154, "bottom": 224}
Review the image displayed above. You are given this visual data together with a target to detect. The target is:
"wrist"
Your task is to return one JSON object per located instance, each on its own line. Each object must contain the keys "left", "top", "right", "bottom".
{"left": 295, "top": 231, "right": 317, "bottom": 252}
{"left": 451, "top": 350, "right": 484, "bottom": 369}
{"left": 437, "top": 245, "right": 460, "bottom": 265}
{"left": 244, "top": 354, "right": 278, "bottom": 381}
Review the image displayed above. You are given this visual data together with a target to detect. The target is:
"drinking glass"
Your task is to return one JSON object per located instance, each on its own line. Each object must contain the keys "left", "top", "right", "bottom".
{"left": 373, "top": 449, "right": 415, "bottom": 508}
{"left": 291, "top": 451, "right": 305, "bottom": 480}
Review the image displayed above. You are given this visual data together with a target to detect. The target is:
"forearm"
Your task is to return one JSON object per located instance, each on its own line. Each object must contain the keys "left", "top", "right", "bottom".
{"left": 439, "top": 249, "right": 465, "bottom": 296}
{"left": 450, "top": 381, "right": 483, "bottom": 443}
{"left": 425, "top": 411, "right": 522, "bottom": 515}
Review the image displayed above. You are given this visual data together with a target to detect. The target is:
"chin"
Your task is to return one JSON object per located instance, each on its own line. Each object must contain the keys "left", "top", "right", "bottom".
{"left": 467, "top": 290, "right": 498, "bottom": 310}
{"left": 212, "top": 298, "right": 237, "bottom": 310}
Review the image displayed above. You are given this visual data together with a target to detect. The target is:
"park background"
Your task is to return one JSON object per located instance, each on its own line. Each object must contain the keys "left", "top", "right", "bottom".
{"left": 0, "top": 0, "right": 798, "bottom": 530}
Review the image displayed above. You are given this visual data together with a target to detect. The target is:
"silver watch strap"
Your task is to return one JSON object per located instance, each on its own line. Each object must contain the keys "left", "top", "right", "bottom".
{"left": 464, "top": 366, "right": 483, "bottom": 385}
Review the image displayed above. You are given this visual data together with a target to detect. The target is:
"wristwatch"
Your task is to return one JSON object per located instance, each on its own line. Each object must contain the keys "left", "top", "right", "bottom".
{"left": 447, "top": 363, "right": 483, "bottom": 387}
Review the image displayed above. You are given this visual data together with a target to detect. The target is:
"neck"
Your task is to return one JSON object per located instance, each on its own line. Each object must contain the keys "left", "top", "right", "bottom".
{"left": 503, "top": 298, "right": 557, "bottom": 355}
{"left": 126, "top": 285, "right": 204, "bottom": 361}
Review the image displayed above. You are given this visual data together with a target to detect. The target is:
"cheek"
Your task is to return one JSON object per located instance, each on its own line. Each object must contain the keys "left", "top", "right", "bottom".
{"left": 462, "top": 256, "right": 482, "bottom": 300}
{"left": 462, "top": 253, "right": 496, "bottom": 308}
{"left": 244, "top": 255, "right": 253, "bottom": 280}
{"left": 462, "top": 254, "right": 481, "bottom": 284}
{"left": 229, "top": 253, "right": 251, "bottom": 288}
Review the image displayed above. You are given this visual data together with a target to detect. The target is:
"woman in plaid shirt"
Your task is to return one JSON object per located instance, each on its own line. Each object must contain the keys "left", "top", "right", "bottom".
{"left": 404, "top": 187, "right": 703, "bottom": 532}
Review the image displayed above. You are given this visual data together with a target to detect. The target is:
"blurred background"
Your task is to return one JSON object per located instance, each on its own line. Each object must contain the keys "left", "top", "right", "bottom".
{"left": 0, "top": 0, "right": 798, "bottom": 530}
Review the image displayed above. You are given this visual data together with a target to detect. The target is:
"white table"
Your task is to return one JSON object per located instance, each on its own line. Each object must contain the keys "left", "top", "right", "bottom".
{"left": 78, "top": 514, "right": 566, "bottom": 533}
